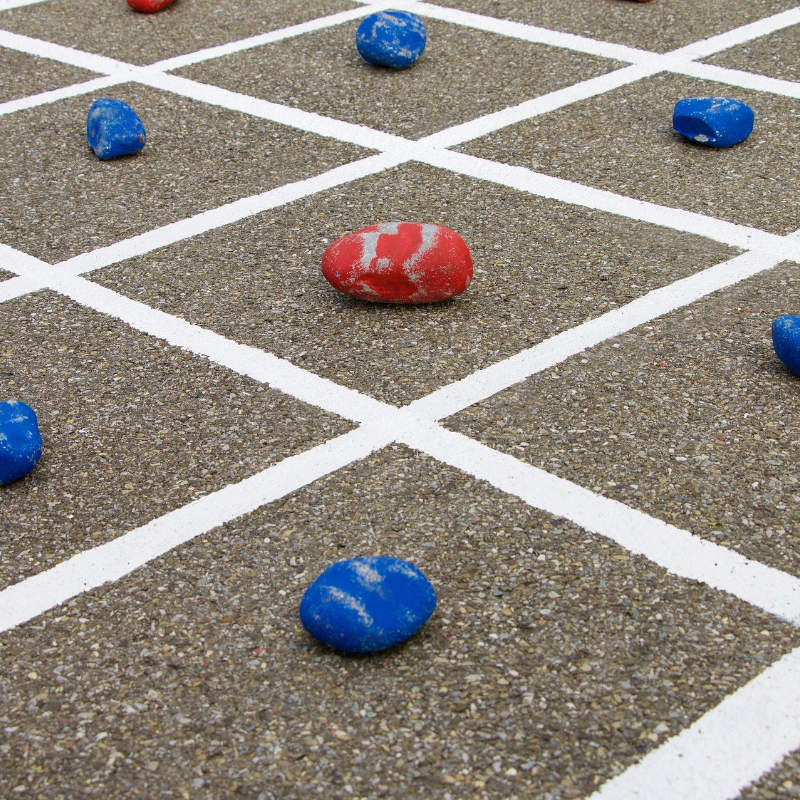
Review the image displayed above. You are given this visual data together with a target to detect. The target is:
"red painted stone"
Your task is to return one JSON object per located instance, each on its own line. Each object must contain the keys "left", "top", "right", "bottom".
{"left": 127, "top": 0, "right": 176, "bottom": 12}
{"left": 321, "top": 222, "right": 473, "bottom": 304}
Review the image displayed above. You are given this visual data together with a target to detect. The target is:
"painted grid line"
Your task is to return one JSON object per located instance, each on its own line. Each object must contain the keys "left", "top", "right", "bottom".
{"left": 0, "top": 3, "right": 799, "bottom": 798}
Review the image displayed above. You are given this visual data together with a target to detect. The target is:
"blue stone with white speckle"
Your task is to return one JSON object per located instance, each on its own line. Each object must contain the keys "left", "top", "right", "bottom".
{"left": 0, "top": 401, "right": 43, "bottom": 486}
{"left": 300, "top": 556, "right": 437, "bottom": 653}
{"left": 672, "top": 97, "right": 754, "bottom": 148}
{"left": 356, "top": 10, "right": 427, "bottom": 70}
{"left": 87, "top": 97, "right": 146, "bottom": 160}
{"left": 773, "top": 315, "right": 800, "bottom": 377}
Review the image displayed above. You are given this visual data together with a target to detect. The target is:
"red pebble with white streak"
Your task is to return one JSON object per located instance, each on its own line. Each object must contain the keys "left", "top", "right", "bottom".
{"left": 321, "top": 222, "right": 473, "bottom": 304}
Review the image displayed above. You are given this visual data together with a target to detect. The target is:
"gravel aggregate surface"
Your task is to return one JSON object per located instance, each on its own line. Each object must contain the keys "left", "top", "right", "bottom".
{"left": 0, "top": 0, "right": 357, "bottom": 66}
{"left": 447, "top": 261, "right": 800, "bottom": 576}
{"left": 92, "top": 162, "right": 735, "bottom": 406}
{"left": 1, "top": 446, "right": 798, "bottom": 799}
{"left": 460, "top": 72, "right": 800, "bottom": 235}
{"left": 177, "top": 19, "right": 623, "bottom": 139}
{"left": 740, "top": 748, "right": 800, "bottom": 800}
{"left": 0, "top": 82, "right": 368, "bottom": 264}
{"left": 0, "top": 290, "right": 349, "bottom": 590}
{"left": 705, "top": 24, "right": 800, "bottom": 84}
{"left": 429, "top": 0, "right": 799, "bottom": 53}
{"left": 0, "top": 49, "right": 93, "bottom": 104}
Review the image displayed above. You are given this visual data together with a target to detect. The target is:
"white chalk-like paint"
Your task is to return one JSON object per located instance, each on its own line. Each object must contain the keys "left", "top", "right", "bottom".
{"left": 58, "top": 153, "right": 406, "bottom": 276}
{"left": 678, "top": 60, "right": 800, "bottom": 100}
{"left": 325, "top": 586, "right": 374, "bottom": 625}
{"left": 407, "top": 249, "right": 783, "bottom": 420}
{"left": 0, "top": 75, "right": 122, "bottom": 117}
{"left": 152, "top": 3, "right": 395, "bottom": 72}
{"left": 418, "top": 147, "right": 795, "bottom": 256}
{"left": 0, "top": 28, "right": 131, "bottom": 74}
{"left": 0, "top": 274, "right": 43, "bottom": 303}
{"left": 400, "top": 422, "right": 800, "bottom": 626}
{"left": 588, "top": 645, "right": 800, "bottom": 800}
{"left": 0, "top": 427, "right": 391, "bottom": 633}
{"left": 670, "top": 7, "right": 800, "bottom": 61}
{"left": 0, "top": 0, "right": 52, "bottom": 9}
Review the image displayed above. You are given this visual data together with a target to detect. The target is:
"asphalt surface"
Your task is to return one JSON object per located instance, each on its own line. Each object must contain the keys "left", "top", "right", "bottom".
{"left": 0, "top": 1, "right": 799, "bottom": 799}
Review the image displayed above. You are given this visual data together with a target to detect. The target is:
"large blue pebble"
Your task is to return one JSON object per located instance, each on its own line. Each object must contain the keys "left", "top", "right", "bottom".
{"left": 87, "top": 97, "right": 146, "bottom": 160}
{"left": 300, "top": 556, "right": 437, "bottom": 653}
{"left": 0, "top": 401, "right": 43, "bottom": 486}
{"left": 672, "top": 97, "right": 754, "bottom": 148}
{"left": 356, "top": 10, "right": 427, "bottom": 69}
{"left": 773, "top": 315, "right": 800, "bottom": 377}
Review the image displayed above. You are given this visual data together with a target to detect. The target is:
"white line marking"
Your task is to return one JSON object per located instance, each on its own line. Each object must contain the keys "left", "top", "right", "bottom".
{"left": 152, "top": 3, "right": 392, "bottom": 72}
{"left": 0, "top": 0, "right": 52, "bottom": 9}
{"left": 400, "top": 422, "right": 800, "bottom": 625}
{"left": 406, "top": 249, "right": 784, "bottom": 420}
{"left": 0, "top": 426, "right": 392, "bottom": 632}
{"left": 588, "top": 645, "right": 800, "bottom": 800}
{"left": 0, "top": 28, "right": 131, "bottom": 74}
{"left": 0, "top": 243, "right": 393, "bottom": 425}
{"left": 419, "top": 63, "right": 658, "bottom": 149}
{"left": 669, "top": 7, "right": 800, "bottom": 61}
{"left": 0, "top": 75, "right": 123, "bottom": 117}
{"left": 677, "top": 60, "right": 800, "bottom": 100}
{"left": 0, "top": 274, "right": 41, "bottom": 302}
{"left": 57, "top": 152, "right": 407, "bottom": 275}
{"left": 418, "top": 148, "right": 797, "bottom": 256}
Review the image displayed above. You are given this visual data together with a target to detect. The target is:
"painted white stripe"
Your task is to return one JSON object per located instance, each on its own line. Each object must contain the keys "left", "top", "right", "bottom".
{"left": 400, "top": 422, "right": 800, "bottom": 625}
{"left": 418, "top": 148, "right": 797, "bottom": 256}
{"left": 0, "top": 426, "right": 392, "bottom": 632}
{"left": 357, "top": 0, "right": 653, "bottom": 64}
{"left": 0, "top": 0, "right": 52, "bottom": 9}
{"left": 137, "top": 71, "right": 413, "bottom": 153}
{"left": 670, "top": 7, "right": 800, "bottom": 61}
{"left": 0, "top": 274, "right": 42, "bottom": 302}
{"left": 588, "top": 645, "right": 800, "bottom": 800}
{"left": 58, "top": 152, "right": 407, "bottom": 275}
{"left": 407, "top": 249, "right": 783, "bottom": 420}
{"left": 0, "top": 75, "right": 123, "bottom": 117}
{"left": 677, "top": 61, "right": 800, "bottom": 100}
{"left": 0, "top": 28, "right": 131, "bottom": 74}
{"left": 1, "top": 255, "right": 394, "bottom": 426}
{"left": 152, "top": 4, "right": 390, "bottom": 72}
{"left": 419, "top": 63, "right": 657, "bottom": 149}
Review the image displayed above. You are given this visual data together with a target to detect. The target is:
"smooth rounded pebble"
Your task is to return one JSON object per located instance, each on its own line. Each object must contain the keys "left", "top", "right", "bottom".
{"left": 0, "top": 401, "right": 43, "bottom": 486}
{"left": 127, "top": 0, "right": 176, "bottom": 11}
{"left": 672, "top": 97, "right": 754, "bottom": 148}
{"left": 322, "top": 221, "right": 473, "bottom": 303}
{"left": 773, "top": 315, "right": 800, "bottom": 377}
{"left": 356, "top": 10, "right": 427, "bottom": 69}
{"left": 86, "top": 97, "right": 146, "bottom": 160}
{"left": 300, "top": 556, "right": 437, "bottom": 653}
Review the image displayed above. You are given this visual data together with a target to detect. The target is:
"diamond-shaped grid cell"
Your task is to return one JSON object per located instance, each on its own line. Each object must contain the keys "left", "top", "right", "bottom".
{"left": 0, "top": 446, "right": 797, "bottom": 798}
{"left": 448, "top": 260, "right": 800, "bottom": 577}
{"left": 430, "top": 0, "right": 799, "bottom": 54}
{"left": 90, "top": 162, "right": 736, "bottom": 406}
{"left": 0, "top": 82, "right": 369, "bottom": 263}
{"left": 0, "top": 0, "right": 358, "bottom": 66}
{"left": 0, "top": 48, "right": 94, "bottom": 104}
{"left": 175, "top": 18, "right": 624, "bottom": 138}
{"left": 704, "top": 24, "right": 800, "bottom": 83}
{"left": 0, "top": 290, "right": 351, "bottom": 590}
{"left": 460, "top": 73, "right": 800, "bottom": 235}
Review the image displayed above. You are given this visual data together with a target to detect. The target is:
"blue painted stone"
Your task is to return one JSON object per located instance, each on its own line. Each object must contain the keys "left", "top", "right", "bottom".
{"left": 86, "top": 97, "right": 146, "bottom": 160}
{"left": 356, "top": 10, "right": 427, "bottom": 69}
{"left": 672, "top": 97, "right": 754, "bottom": 148}
{"left": 0, "top": 401, "right": 43, "bottom": 486}
{"left": 773, "top": 315, "right": 800, "bottom": 377}
{"left": 300, "top": 556, "right": 437, "bottom": 653}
